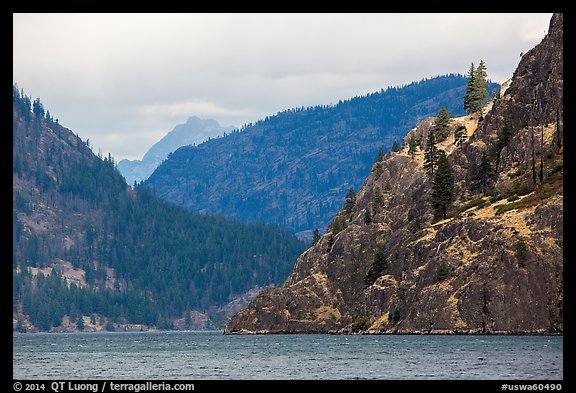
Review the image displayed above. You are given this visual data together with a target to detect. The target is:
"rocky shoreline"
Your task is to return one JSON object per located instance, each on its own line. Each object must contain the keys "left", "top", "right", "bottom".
{"left": 225, "top": 328, "right": 563, "bottom": 336}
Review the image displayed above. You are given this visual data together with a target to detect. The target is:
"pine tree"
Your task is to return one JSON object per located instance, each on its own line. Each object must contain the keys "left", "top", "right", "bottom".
{"left": 363, "top": 249, "right": 388, "bottom": 287}
{"left": 473, "top": 60, "right": 489, "bottom": 108}
{"left": 423, "top": 131, "right": 439, "bottom": 176}
{"left": 556, "top": 106, "right": 562, "bottom": 150}
{"left": 392, "top": 140, "right": 400, "bottom": 152}
{"left": 331, "top": 216, "right": 347, "bottom": 235}
{"left": 476, "top": 150, "right": 497, "bottom": 195}
{"left": 375, "top": 147, "right": 384, "bottom": 162}
{"left": 463, "top": 61, "right": 489, "bottom": 114}
{"left": 77, "top": 315, "right": 85, "bottom": 330}
{"left": 371, "top": 186, "right": 384, "bottom": 213}
{"left": 495, "top": 121, "right": 513, "bottom": 170}
{"left": 344, "top": 187, "right": 356, "bottom": 212}
{"left": 431, "top": 151, "right": 454, "bottom": 220}
{"left": 434, "top": 106, "right": 451, "bottom": 141}
{"left": 363, "top": 209, "right": 372, "bottom": 225}
{"left": 32, "top": 97, "right": 45, "bottom": 119}
{"left": 312, "top": 229, "right": 320, "bottom": 246}
{"left": 408, "top": 136, "right": 417, "bottom": 156}
{"left": 435, "top": 261, "right": 450, "bottom": 282}
{"left": 463, "top": 62, "right": 476, "bottom": 114}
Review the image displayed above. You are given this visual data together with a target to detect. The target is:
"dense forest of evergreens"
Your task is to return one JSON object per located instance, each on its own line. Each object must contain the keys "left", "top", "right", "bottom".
{"left": 12, "top": 85, "right": 307, "bottom": 331}
{"left": 146, "top": 74, "right": 499, "bottom": 235}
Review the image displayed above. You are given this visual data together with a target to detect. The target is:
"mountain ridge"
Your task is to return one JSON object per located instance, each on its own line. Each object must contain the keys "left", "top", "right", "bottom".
{"left": 225, "top": 13, "right": 563, "bottom": 335}
{"left": 12, "top": 91, "right": 307, "bottom": 332}
{"left": 145, "top": 74, "right": 499, "bottom": 237}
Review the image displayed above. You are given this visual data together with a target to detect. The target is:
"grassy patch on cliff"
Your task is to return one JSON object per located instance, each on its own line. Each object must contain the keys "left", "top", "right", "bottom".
{"left": 447, "top": 197, "right": 488, "bottom": 219}
{"left": 494, "top": 177, "right": 562, "bottom": 215}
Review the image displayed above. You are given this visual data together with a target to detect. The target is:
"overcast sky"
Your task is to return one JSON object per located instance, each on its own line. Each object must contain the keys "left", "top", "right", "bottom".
{"left": 13, "top": 13, "right": 553, "bottom": 161}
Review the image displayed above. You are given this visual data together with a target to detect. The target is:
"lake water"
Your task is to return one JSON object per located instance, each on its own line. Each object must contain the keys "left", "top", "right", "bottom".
{"left": 13, "top": 331, "right": 563, "bottom": 380}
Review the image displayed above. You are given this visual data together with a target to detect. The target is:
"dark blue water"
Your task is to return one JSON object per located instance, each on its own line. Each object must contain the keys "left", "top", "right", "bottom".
{"left": 13, "top": 331, "right": 563, "bottom": 380}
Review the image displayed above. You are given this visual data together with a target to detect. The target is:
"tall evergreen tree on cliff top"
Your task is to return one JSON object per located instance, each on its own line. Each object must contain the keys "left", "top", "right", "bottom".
{"left": 463, "top": 63, "right": 476, "bottom": 113}
{"left": 474, "top": 60, "right": 489, "bottom": 106}
{"left": 464, "top": 60, "right": 489, "bottom": 114}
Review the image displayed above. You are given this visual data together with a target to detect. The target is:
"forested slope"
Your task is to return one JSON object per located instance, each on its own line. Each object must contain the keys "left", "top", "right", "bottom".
{"left": 12, "top": 88, "right": 307, "bottom": 332}
{"left": 146, "top": 75, "right": 499, "bottom": 237}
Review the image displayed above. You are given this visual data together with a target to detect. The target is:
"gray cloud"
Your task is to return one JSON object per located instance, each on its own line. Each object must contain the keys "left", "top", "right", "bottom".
{"left": 13, "top": 13, "right": 552, "bottom": 160}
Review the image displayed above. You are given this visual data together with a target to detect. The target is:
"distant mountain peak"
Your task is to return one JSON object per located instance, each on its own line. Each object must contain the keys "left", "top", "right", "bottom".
{"left": 117, "top": 116, "right": 235, "bottom": 185}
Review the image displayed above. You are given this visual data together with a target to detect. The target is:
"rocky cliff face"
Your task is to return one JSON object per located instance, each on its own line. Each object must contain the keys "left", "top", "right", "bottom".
{"left": 225, "top": 13, "right": 563, "bottom": 335}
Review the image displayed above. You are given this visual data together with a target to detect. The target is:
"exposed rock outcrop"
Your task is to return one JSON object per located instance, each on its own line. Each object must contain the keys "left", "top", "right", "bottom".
{"left": 225, "top": 13, "right": 563, "bottom": 335}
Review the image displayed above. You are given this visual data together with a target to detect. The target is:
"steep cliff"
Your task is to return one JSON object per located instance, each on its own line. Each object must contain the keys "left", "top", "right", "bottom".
{"left": 225, "top": 13, "right": 563, "bottom": 335}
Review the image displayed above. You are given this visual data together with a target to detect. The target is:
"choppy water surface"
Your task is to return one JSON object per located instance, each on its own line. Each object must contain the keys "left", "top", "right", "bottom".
{"left": 13, "top": 331, "right": 562, "bottom": 380}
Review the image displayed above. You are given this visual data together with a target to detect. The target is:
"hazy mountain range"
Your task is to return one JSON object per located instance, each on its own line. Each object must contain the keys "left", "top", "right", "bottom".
{"left": 117, "top": 116, "right": 235, "bottom": 185}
